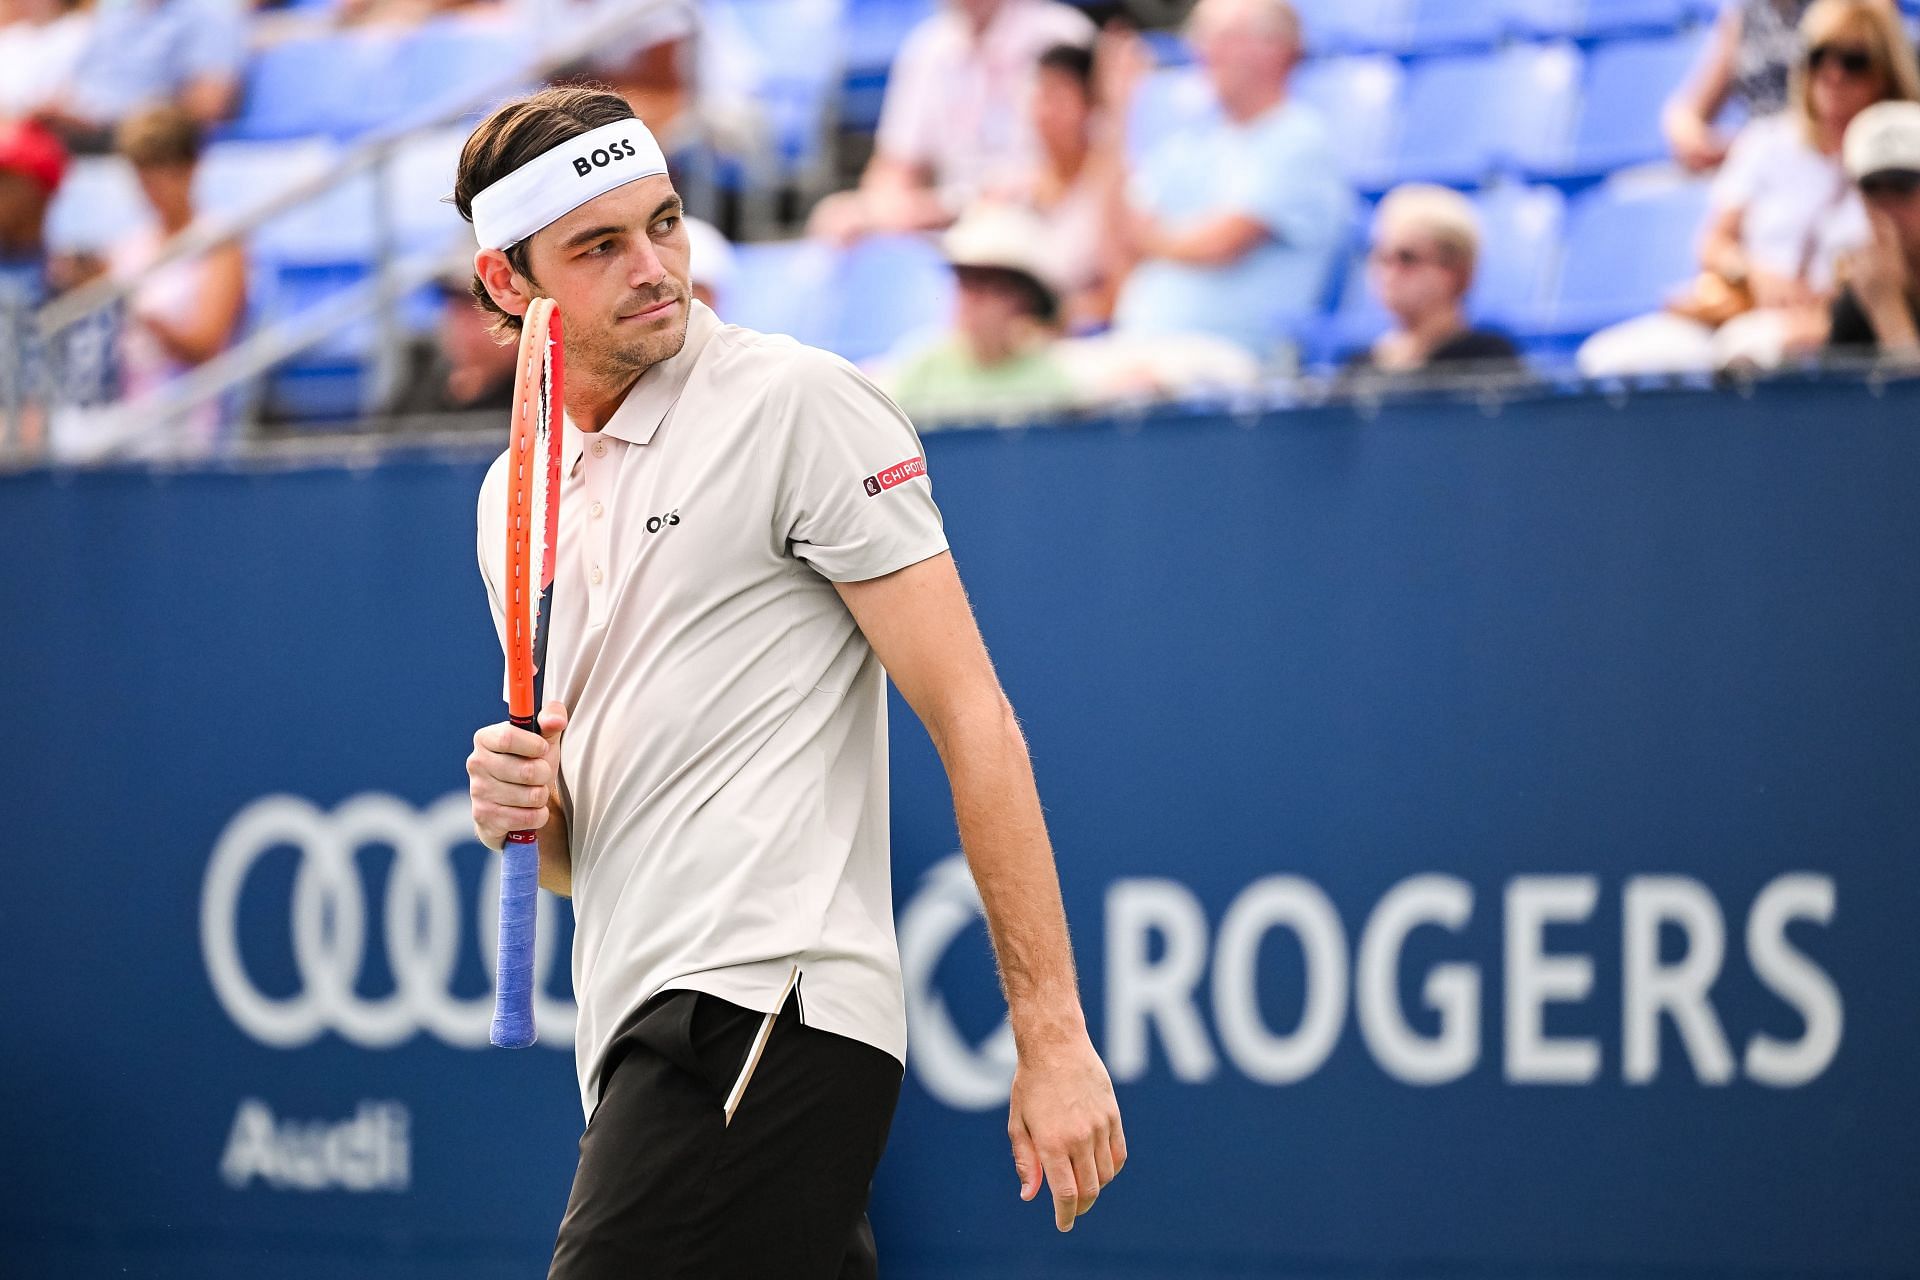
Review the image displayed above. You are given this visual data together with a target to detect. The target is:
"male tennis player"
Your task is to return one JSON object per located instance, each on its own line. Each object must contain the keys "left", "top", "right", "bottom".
{"left": 459, "top": 86, "right": 1125, "bottom": 1278}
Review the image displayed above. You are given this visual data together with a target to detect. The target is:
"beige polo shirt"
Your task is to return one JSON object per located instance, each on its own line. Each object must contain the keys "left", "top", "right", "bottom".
{"left": 477, "top": 300, "right": 948, "bottom": 1118}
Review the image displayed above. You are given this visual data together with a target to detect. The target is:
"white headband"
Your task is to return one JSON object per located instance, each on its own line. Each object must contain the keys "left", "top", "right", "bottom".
{"left": 470, "top": 119, "right": 670, "bottom": 251}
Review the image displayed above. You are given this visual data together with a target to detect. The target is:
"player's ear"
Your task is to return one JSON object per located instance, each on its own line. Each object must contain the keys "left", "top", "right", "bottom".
{"left": 475, "top": 248, "right": 532, "bottom": 318}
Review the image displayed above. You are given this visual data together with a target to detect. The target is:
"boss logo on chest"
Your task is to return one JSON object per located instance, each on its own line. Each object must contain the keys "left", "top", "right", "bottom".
{"left": 572, "top": 138, "right": 642, "bottom": 177}
{"left": 644, "top": 509, "right": 681, "bottom": 534}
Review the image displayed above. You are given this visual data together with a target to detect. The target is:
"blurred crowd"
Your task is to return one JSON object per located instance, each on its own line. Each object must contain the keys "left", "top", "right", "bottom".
{"left": 8, "top": 0, "right": 1920, "bottom": 458}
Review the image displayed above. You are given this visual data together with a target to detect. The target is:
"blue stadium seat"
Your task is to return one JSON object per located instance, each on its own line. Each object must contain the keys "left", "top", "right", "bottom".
{"left": 1508, "top": 0, "right": 1696, "bottom": 39}
{"left": 1564, "top": 29, "right": 1708, "bottom": 176}
{"left": 829, "top": 234, "right": 952, "bottom": 362}
{"left": 1293, "top": 55, "right": 1404, "bottom": 191}
{"left": 1470, "top": 182, "right": 1566, "bottom": 330}
{"left": 256, "top": 262, "right": 375, "bottom": 421}
{"left": 840, "top": 0, "right": 934, "bottom": 130}
{"left": 196, "top": 140, "right": 337, "bottom": 225}
{"left": 387, "top": 20, "right": 529, "bottom": 132}
{"left": 251, "top": 168, "right": 380, "bottom": 266}
{"left": 709, "top": 0, "right": 846, "bottom": 173}
{"left": 380, "top": 128, "right": 470, "bottom": 256}
{"left": 1394, "top": 0, "right": 1509, "bottom": 52}
{"left": 1390, "top": 43, "right": 1583, "bottom": 186}
{"left": 1545, "top": 174, "right": 1709, "bottom": 336}
{"left": 227, "top": 34, "right": 401, "bottom": 141}
{"left": 725, "top": 240, "right": 839, "bottom": 348}
{"left": 46, "top": 158, "right": 148, "bottom": 255}
{"left": 1294, "top": 0, "right": 1410, "bottom": 54}
{"left": 725, "top": 236, "right": 951, "bottom": 362}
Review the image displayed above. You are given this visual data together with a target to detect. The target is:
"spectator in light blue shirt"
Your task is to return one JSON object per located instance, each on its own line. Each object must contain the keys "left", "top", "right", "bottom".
{"left": 38, "top": 0, "right": 245, "bottom": 150}
{"left": 1107, "top": 0, "right": 1351, "bottom": 362}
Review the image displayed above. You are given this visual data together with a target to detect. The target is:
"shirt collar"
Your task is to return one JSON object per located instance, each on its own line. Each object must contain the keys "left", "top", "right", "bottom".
{"left": 564, "top": 298, "right": 721, "bottom": 473}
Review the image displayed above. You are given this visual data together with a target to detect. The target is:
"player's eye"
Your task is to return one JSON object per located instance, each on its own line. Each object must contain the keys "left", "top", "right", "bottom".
{"left": 582, "top": 240, "right": 614, "bottom": 258}
{"left": 655, "top": 215, "right": 680, "bottom": 236}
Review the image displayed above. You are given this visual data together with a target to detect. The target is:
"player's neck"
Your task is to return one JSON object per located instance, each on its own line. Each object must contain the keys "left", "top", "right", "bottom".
{"left": 565, "top": 365, "right": 647, "bottom": 433}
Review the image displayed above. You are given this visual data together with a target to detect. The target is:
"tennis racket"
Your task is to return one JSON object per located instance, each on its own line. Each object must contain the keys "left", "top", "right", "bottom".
{"left": 491, "top": 295, "right": 564, "bottom": 1049}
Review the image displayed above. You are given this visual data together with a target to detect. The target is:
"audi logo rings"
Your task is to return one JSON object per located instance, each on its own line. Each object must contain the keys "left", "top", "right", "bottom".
{"left": 200, "top": 793, "right": 574, "bottom": 1050}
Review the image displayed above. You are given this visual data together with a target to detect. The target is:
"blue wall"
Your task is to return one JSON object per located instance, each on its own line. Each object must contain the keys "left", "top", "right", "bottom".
{"left": 4, "top": 381, "right": 1917, "bottom": 1279}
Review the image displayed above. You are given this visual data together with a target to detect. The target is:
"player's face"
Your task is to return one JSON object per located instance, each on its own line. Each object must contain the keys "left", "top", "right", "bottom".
{"left": 524, "top": 174, "right": 693, "bottom": 380}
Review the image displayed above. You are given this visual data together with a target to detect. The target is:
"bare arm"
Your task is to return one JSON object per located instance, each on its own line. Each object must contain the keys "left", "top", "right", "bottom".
{"left": 1135, "top": 210, "right": 1272, "bottom": 268}
{"left": 136, "top": 242, "right": 247, "bottom": 366}
{"left": 1663, "top": 7, "right": 1739, "bottom": 171}
{"left": 836, "top": 552, "right": 1083, "bottom": 1043}
{"left": 835, "top": 551, "right": 1126, "bottom": 1230}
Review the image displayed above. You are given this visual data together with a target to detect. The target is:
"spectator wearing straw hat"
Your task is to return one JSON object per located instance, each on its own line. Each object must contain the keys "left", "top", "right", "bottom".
{"left": 1827, "top": 99, "right": 1920, "bottom": 358}
{"left": 878, "top": 202, "right": 1076, "bottom": 419}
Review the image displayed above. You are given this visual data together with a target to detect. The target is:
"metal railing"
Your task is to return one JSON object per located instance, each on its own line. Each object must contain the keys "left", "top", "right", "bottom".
{"left": 6, "top": 0, "right": 695, "bottom": 463}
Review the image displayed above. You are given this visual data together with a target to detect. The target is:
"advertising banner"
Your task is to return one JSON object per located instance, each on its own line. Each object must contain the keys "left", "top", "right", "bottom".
{"left": 5, "top": 382, "right": 1917, "bottom": 1278}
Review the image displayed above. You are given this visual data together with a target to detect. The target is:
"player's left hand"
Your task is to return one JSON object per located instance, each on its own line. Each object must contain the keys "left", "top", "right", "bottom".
{"left": 1007, "top": 1030, "right": 1126, "bottom": 1232}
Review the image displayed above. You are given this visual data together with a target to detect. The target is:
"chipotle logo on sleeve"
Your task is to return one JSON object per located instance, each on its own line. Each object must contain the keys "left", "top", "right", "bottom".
{"left": 863, "top": 455, "right": 927, "bottom": 497}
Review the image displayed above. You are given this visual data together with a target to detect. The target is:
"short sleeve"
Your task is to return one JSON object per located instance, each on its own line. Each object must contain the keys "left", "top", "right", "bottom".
{"left": 773, "top": 351, "right": 950, "bottom": 583}
{"left": 1710, "top": 117, "right": 1773, "bottom": 210}
{"left": 1227, "top": 114, "right": 1351, "bottom": 250}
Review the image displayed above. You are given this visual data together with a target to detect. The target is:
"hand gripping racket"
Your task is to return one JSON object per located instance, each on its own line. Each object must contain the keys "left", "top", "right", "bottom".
{"left": 491, "top": 295, "right": 564, "bottom": 1049}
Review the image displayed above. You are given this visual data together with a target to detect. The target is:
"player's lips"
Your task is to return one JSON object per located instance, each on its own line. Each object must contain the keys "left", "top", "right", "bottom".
{"left": 618, "top": 296, "right": 680, "bottom": 323}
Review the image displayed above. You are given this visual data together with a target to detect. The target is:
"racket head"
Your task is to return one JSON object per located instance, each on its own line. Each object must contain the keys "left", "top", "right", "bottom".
{"left": 503, "top": 297, "right": 565, "bottom": 723}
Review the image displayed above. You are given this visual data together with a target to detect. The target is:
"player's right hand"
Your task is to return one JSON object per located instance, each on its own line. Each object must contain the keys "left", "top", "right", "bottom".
{"left": 467, "top": 701, "right": 568, "bottom": 850}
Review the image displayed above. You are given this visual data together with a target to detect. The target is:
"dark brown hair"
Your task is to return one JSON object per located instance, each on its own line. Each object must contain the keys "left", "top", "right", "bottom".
{"left": 116, "top": 104, "right": 203, "bottom": 169}
{"left": 453, "top": 84, "right": 637, "bottom": 333}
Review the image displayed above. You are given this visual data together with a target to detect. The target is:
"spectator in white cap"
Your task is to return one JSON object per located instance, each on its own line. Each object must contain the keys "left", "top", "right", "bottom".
{"left": 1346, "top": 184, "right": 1520, "bottom": 377}
{"left": 682, "top": 213, "right": 736, "bottom": 314}
{"left": 1828, "top": 99, "right": 1920, "bottom": 358}
{"left": 878, "top": 202, "right": 1076, "bottom": 418}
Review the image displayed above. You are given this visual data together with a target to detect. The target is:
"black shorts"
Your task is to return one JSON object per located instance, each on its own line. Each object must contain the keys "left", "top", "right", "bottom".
{"left": 548, "top": 986, "right": 904, "bottom": 1280}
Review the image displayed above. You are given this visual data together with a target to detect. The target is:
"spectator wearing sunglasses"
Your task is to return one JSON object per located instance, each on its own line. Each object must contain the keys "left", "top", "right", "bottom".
{"left": 1344, "top": 185, "right": 1519, "bottom": 379}
{"left": 1828, "top": 100, "right": 1920, "bottom": 359}
{"left": 1663, "top": 0, "right": 1898, "bottom": 173}
{"left": 1580, "top": 0, "right": 1920, "bottom": 377}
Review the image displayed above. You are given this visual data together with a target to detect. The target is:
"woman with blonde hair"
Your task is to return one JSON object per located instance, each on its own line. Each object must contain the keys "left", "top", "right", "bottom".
{"left": 1580, "top": 0, "right": 1919, "bottom": 376}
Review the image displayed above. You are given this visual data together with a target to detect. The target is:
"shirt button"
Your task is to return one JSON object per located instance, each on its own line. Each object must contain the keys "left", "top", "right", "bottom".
{"left": 590, "top": 565, "right": 604, "bottom": 585}
{"left": 591, "top": 442, "right": 607, "bottom": 458}
{"left": 590, "top": 501, "right": 604, "bottom": 519}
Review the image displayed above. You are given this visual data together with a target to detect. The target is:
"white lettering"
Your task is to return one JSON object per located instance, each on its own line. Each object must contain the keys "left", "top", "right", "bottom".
{"left": 1745, "top": 874, "right": 1843, "bottom": 1087}
{"left": 220, "top": 1098, "right": 410, "bottom": 1193}
{"left": 1623, "top": 876, "right": 1734, "bottom": 1084}
{"left": 1504, "top": 876, "right": 1601, "bottom": 1083}
{"left": 1212, "top": 876, "right": 1347, "bottom": 1085}
{"left": 1357, "top": 875, "right": 1479, "bottom": 1085}
{"left": 1106, "top": 879, "right": 1217, "bottom": 1082}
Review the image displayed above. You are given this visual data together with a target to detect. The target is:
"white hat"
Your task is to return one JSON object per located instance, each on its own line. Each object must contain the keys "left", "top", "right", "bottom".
{"left": 1845, "top": 100, "right": 1920, "bottom": 181}
{"left": 683, "top": 215, "right": 736, "bottom": 297}
{"left": 940, "top": 203, "right": 1063, "bottom": 303}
